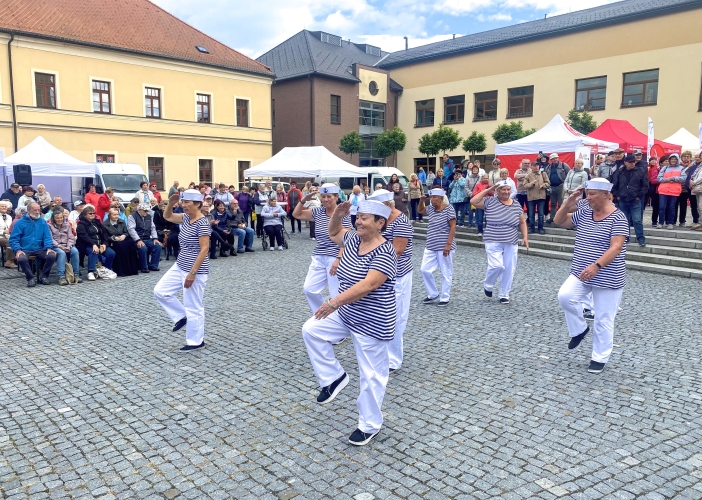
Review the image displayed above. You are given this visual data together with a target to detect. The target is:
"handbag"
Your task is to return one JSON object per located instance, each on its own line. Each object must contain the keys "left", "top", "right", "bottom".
{"left": 64, "top": 262, "right": 78, "bottom": 285}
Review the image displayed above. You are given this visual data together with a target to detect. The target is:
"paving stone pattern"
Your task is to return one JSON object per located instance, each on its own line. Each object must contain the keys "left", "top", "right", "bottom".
{"left": 1, "top": 233, "right": 701, "bottom": 500}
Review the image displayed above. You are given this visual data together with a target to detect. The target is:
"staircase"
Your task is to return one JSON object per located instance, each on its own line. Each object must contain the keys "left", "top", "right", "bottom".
{"left": 412, "top": 222, "right": 702, "bottom": 280}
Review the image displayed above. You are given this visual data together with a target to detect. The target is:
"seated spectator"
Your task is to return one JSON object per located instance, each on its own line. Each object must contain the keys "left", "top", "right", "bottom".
{"left": 212, "top": 200, "right": 236, "bottom": 255}
{"left": 9, "top": 202, "right": 57, "bottom": 287}
{"left": 227, "top": 199, "right": 254, "bottom": 253}
{"left": 149, "top": 182, "right": 162, "bottom": 203}
{"left": 96, "top": 187, "right": 114, "bottom": 221}
{"left": 127, "top": 203, "right": 162, "bottom": 273}
{"left": 36, "top": 184, "right": 52, "bottom": 210}
{"left": 76, "top": 205, "right": 115, "bottom": 281}
{"left": 202, "top": 202, "right": 232, "bottom": 259}
{"left": 1, "top": 183, "right": 22, "bottom": 217}
{"left": 152, "top": 200, "right": 168, "bottom": 238}
{"left": 125, "top": 198, "right": 139, "bottom": 217}
{"left": 104, "top": 208, "right": 139, "bottom": 277}
{"left": 18, "top": 186, "right": 37, "bottom": 210}
{"left": 43, "top": 196, "right": 66, "bottom": 218}
{"left": 68, "top": 200, "right": 85, "bottom": 229}
{"left": 84, "top": 183, "right": 100, "bottom": 208}
{"left": 48, "top": 210, "right": 82, "bottom": 285}
{"left": 261, "top": 197, "right": 286, "bottom": 251}
{"left": 0, "top": 200, "right": 17, "bottom": 268}
{"left": 103, "top": 201, "right": 127, "bottom": 223}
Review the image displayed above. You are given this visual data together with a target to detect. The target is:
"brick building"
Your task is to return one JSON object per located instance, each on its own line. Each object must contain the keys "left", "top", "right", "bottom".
{"left": 257, "top": 30, "right": 403, "bottom": 167}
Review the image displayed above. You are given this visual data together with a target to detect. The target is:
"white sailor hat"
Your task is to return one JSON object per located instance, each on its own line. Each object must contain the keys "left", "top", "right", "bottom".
{"left": 319, "top": 183, "right": 340, "bottom": 194}
{"left": 584, "top": 177, "right": 613, "bottom": 191}
{"left": 357, "top": 200, "right": 391, "bottom": 219}
{"left": 495, "top": 180, "right": 511, "bottom": 189}
{"left": 181, "top": 189, "right": 204, "bottom": 201}
{"left": 428, "top": 188, "right": 446, "bottom": 196}
{"left": 367, "top": 189, "right": 393, "bottom": 202}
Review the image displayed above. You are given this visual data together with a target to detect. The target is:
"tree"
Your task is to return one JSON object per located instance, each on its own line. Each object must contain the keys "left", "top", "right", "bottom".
{"left": 461, "top": 131, "right": 487, "bottom": 160}
{"left": 566, "top": 109, "right": 599, "bottom": 134}
{"left": 432, "top": 124, "right": 462, "bottom": 157}
{"left": 339, "top": 131, "right": 365, "bottom": 162}
{"left": 492, "top": 121, "right": 537, "bottom": 144}
{"left": 373, "top": 127, "right": 407, "bottom": 167}
{"left": 418, "top": 133, "right": 440, "bottom": 166}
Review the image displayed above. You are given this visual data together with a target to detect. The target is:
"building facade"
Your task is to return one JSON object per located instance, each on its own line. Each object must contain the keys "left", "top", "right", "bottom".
{"left": 0, "top": 0, "right": 273, "bottom": 192}
{"left": 378, "top": 0, "right": 702, "bottom": 176}
{"left": 257, "top": 31, "right": 402, "bottom": 167}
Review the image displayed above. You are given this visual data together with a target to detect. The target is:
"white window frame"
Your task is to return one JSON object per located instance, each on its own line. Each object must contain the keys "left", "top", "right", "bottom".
{"left": 31, "top": 68, "right": 60, "bottom": 109}
{"left": 234, "top": 96, "right": 252, "bottom": 127}
{"left": 142, "top": 84, "right": 165, "bottom": 119}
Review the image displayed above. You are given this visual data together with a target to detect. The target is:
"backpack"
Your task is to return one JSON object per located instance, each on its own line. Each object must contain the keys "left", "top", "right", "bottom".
{"left": 64, "top": 262, "right": 78, "bottom": 285}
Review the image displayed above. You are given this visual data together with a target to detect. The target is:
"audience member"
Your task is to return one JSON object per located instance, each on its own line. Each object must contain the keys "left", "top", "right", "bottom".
{"left": 125, "top": 198, "right": 139, "bottom": 217}
{"left": 84, "top": 184, "right": 100, "bottom": 207}
{"left": 136, "top": 181, "right": 154, "bottom": 205}
{"left": 96, "top": 187, "right": 114, "bottom": 221}
{"left": 76, "top": 205, "right": 115, "bottom": 281}
{"left": 261, "top": 197, "right": 286, "bottom": 251}
{"left": 104, "top": 208, "right": 139, "bottom": 277}
{"left": 36, "top": 184, "right": 52, "bottom": 209}
{"left": 1, "top": 183, "right": 22, "bottom": 216}
{"left": 9, "top": 202, "right": 57, "bottom": 286}
{"left": 227, "top": 199, "right": 255, "bottom": 253}
{"left": 128, "top": 203, "right": 162, "bottom": 272}
{"left": 48, "top": 210, "right": 81, "bottom": 285}
{"left": 149, "top": 183, "right": 162, "bottom": 203}
{"left": 0, "top": 200, "right": 17, "bottom": 268}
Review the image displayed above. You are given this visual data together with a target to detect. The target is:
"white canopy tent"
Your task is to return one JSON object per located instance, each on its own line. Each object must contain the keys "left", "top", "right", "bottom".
{"left": 243, "top": 146, "right": 377, "bottom": 179}
{"left": 663, "top": 128, "right": 701, "bottom": 154}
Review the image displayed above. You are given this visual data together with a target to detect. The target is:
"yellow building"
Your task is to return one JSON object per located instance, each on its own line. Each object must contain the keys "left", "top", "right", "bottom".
{"left": 0, "top": 0, "right": 273, "bottom": 192}
{"left": 378, "top": 0, "right": 702, "bottom": 175}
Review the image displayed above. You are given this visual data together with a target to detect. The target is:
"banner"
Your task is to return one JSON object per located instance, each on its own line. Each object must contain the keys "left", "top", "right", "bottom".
{"left": 647, "top": 117, "right": 655, "bottom": 158}
{"left": 575, "top": 147, "right": 591, "bottom": 171}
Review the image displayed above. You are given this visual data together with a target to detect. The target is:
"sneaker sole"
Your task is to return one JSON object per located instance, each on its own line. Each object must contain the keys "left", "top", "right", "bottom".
{"left": 422, "top": 297, "right": 439, "bottom": 304}
{"left": 349, "top": 429, "right": 380, "bottom": 446}
{"left": 588, "top": 366, "right": 605, "bottom": 374}
{"left": 318, "top": 374, "right": 349, "bottom": 405}
{"left": 437, "top": 301, "right": 449, "bottom": 307}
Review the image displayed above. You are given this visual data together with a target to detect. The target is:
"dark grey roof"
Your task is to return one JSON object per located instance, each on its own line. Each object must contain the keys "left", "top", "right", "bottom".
{"left": 378, "top": 0, "right": 702, "bottom": 68}
{"left": 257, "top": 30, "right": 402, "bottom": 91}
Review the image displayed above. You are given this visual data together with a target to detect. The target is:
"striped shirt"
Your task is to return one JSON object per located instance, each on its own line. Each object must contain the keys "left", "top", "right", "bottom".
{"left": 311, "top": 207, "right": 352, "bottom": 257}
{"left": 337, "top": 231, "right": 397, "bottom": 341}
{"left": 177, "top": 214, "right": 212, "bottom": 275}
{"left": 382, "top": 212, "right": 413, "bottom": 277}
{"left": 570, "top": 206, "right": 628, "bottom": 289}
{"left": 425, "top": 204, "right": 456, "bottom": 251}
{"left": 483, "top": 196, "right": 524, "bottom": 245}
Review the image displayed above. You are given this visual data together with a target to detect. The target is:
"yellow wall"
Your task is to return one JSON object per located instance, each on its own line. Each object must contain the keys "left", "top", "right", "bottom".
{"left": 389, "top": 9, "right": 702, "bottom": 175}
{"left": 0, "top": 34, "right": 272, "bottom": 186}
{"left": 358, "top": 68, "right": 388, "bottom": 104}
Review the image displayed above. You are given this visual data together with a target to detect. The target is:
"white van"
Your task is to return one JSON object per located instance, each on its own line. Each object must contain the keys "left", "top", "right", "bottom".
{"left": 320, "top": 167, "right": 410, "bottom": 192}
{"left": 72, "top": 163, "right": 149, "bottom": 208}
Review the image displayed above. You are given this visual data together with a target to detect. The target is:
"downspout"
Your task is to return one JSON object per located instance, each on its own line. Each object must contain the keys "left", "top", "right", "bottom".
{"left": 6, "top": 32, "right": 18, "bottom": 153}
{"left": 308, "top": 74, "right": 315, "bottom": 146}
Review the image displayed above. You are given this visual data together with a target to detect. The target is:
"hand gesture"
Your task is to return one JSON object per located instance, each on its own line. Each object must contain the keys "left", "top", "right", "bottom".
{"left": 168, "top": 193, "right": 180, "bottom": 205}
{"left": 334, "top": 201, "right": 352, "bottom": 218}
{"left": 520, "top": 237, "right": 530, "bottom": 250}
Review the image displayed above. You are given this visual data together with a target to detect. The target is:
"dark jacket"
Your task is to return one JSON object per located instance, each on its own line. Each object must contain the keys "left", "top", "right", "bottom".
{"left": 544, "top": 162, "right": 570, "bottom": 184}
{"left": 1, "top": 188, "right": 23, "bottom": 216}
{"left": 152, "top": 207, "right": 168, "bottom": 231}
{"left": 103, "top": 218, "right": 130, "bottom": 240}
{"left": 432, "top": 175, "right": 450, "bottom": 191}
{"left": 212, "top": 210, "right": 232, "bottom": 231}
{"left": 612, "top": 166, "right": 649, "bottom": 202}
{"left": 287, "top": 188, "right": 302, "bottom": 212}
{"left": 236, "top": 192, "right": 252, "bottom": 213}
{"left": 226, "top": 207, "right": 247, "bottom": 228}
{"left": 685, "top": 163, "right": 699, "bottom": 192}
{"left": 76, "top": 214, "right": 107, "bottom": 250}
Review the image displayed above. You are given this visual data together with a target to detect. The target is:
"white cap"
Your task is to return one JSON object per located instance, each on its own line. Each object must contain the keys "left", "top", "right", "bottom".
{"left": 584, "top": 177, "right": 613, "bottom": 191}
{"left": 181, "top": 189, "right": 203, "bottom": 201}
{"left": 319, "top": 183, "right": 340, "bottom": 194}
{"left": 428, "top": 188, "right": 445, "bottom": 196}
{"left": 368, "top": 189, "right": 393, "bottom": 202}
{"left": 357, "top": 200, "right": 391, "bottom": 219}
{"left": 495, "top": 180, "right": 511, "bottom": 189}
{"left": 137, "top": 203, "right": 151, "bottom": 212}
{"left": 549, "top": 153, "right": 559, "bottom": 159}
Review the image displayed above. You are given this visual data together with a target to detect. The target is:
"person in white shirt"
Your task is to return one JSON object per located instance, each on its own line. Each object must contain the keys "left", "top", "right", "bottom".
{"left": 0, "top": 200, "right": 17, "bottom": 268}
{"left": 68, "top": 200, "right": 84, "bottom": 230}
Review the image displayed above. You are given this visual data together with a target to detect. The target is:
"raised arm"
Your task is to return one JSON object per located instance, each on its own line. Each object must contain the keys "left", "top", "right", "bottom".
{"left": 292, "top": 192, "right": 316, "bottom": 221}
{"left": 417, "top": 195, "right": 427, "bottom": 215}
{"left": 328, "top": 201, "right": 352, "bottom": 246}
{"left": 553, "top": 187, "right": 584, "bottom": 229}
{"left": 470, "top": 185, "right": 496, "bottom": 209}
{"left": 164, "top": 193, "right": 184, "bottom": 224}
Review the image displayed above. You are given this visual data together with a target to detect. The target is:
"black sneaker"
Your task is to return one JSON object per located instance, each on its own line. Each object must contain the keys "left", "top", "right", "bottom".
{"left": 389, "top": 367, "right": 398, "bottom": 374}
{"left": 588, "top": 360, "right": 606, "bottom": 374}
{"left": 499, "top": 297, "right": 509, "bottom": 304}
{"left": 422, "top": 296, "right": 438, "bottom": 304}
{"left": 484, "top": 288, "right": 493, "bottom": 298}
{"left": 148, "top": 267, "right": 160, "bottom": 272}
{"left": 180, "top": 341, "right": 205, "bottom": 351}
{"left": 316, "top": 372, "right": 348, "bottom": 404}
{"left": 583, "top": 309, "right": 595, "bottom": 321}
{"left": 332, "top": 337, "right": 348, "bottom": 346}
{"left": 245, "top": 248, "right": 255, "bottom": 253}
{"left": 568, "top": 326, "right": 590, "bottom": 350}
{"left": 27, "top": 279, "right": 36, "bottom": 288}
{"left": 528, "top": 227, "right": 534, "bottom": 234}
{"left": 538, "top": 229, "right": 546, "bottom": 235}
{"left": 172, "top": 317, "right": 187, "bottom": 332}
{"left": 348, "top": 428, "right": 380, "bottom": 446}
{"left": 141, "top": 268, "right": 150, "bottom": 273}
{"left": 38, "top": 277, "right": 51, "bottom": 285}
{"left": 437, "top": 300, "right": 449, "bottom": 307}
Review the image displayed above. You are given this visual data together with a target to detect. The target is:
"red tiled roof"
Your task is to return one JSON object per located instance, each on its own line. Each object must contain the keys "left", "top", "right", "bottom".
{"left": 0, "top": 0, "right": 273, "bottom": 76}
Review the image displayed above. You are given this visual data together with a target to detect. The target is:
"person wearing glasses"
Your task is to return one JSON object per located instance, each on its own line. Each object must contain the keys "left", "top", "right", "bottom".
{"left": 76, "top": 205, "right": 115, "bottom": 281}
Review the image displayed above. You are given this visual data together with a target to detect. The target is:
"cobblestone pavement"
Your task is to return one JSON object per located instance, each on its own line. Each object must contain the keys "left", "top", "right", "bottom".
{"left": 1, "top": 232, "right": 701, "bottom": 500}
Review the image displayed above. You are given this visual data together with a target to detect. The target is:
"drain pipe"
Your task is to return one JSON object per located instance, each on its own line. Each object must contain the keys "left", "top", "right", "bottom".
{"left": 5, "top": 32, "right": 18, "bottom": 153}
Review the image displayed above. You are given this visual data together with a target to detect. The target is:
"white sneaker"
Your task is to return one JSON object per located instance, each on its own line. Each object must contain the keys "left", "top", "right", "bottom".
{"left": 88, "top": 272, "right": 96, "bottom": 281}
{"left": 278, "top": 246, "right": 283, "bottom": 250}
{"left": 269, "top": 247, "right": 275, "bottom": 251}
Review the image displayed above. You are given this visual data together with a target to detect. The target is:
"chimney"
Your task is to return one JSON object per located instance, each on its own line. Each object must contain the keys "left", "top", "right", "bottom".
{"left": 452, "top": 34, "right": 455, "bottom": 39}
{"left": 404, "top": 36, "right": 408, "bottom": 50}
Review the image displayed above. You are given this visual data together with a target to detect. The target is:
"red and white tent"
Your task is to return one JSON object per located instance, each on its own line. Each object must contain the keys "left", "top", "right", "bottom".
{"left": 495, "top": 115, "right": 618, "bottom": 174}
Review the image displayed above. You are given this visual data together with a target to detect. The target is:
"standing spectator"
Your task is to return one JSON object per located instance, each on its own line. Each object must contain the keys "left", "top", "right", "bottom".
{"left": 633, "top": 150, "right": 647, "bottom": 169}
{"left": 135, "top": 181, "right": 153, "bottom": 205}
{"left": 407, "top": 173, "right": 424, "bottom": 222}
{"left": 48, "top": 210, "right": 81, "bottom": 285}
{"left": 657, "top": 154, "right": 686, "bottom": 229}
{"left": 0, "top": 200, "right": 17, "bottom": 268}
{"left": 128, "top": 203, "right": 163, "bottom": 272}
{"left": 425, "top": 169, "right": 436, "bottom": 189}
{"left": 10, "top": 202, "right": 58, "bottom": 286}
{"left": 448, "top": 170, "right": 467, "bottom": 227}
{"left": 236, "top": 185, "right": 253, "bottom": 228}
{"left": 544, "top": 153, "right": 570, "bottom": 222}
{"left": 226, "top": 199, "right": 255, "bottom": 253}
{"left": 149, "top": 183, "right": 162, "bottom": 203}
{"left": 336, "top": 182, "right": 347, "bottom": 203}
{"left": 253, "top": 183, "right": 269, "bottom": 238}
{"left": 646, "top": 157, "right": 660, "bottom": 227}
{"left": 417, "top": 167, "right": 427, "bottom": 185}
{"left": 84, "top": 184, "right": 100, "bottom": 208}
{"left": 691, "top": 158, "right": 702, "bottom": 231}
{"left": 487, "top": 159, "right": 502, "bottom": 186}
{"left": 1, "top": 183, "right": 22, "bottom": 216}
{"left": 523, "top": 161, "right": 550, "bottom": 235}
{"left": 564, "top": 159, "right": 588, "bottom": 198}
{"left": 348, "top": 185, "right": 366, "bottom": 226}
{"left": 96, "top": 187, "right": 114, "bottom": 222}
{"left": 592, "top": 155, "right": 605, "bottom": 178}
{"left": 442, "top": 154, "right": 455, "bottom": 181}
{"left": 262, "top": 197, "right": 287, "bottom": 251}
{"left": 168, "top": 181, "right": 180, "bottom": 197}
{"left": 275, "top": 183, "right": 288, "bottom": 210}
{"left": 463, "top": 165, "right": 481, "bottom": 228}
{"left": 392, "top": 183, "right": 409, "bottom": 216}
{"left": 597, "top": 152, "right": 617, "bottom": 180}
{"left": 104, "top": 208, "right": 139, "bottom": 277}
{"left": 679, "top": 151, "right": 699, "bottom": 227}
{"left": 386, "top": 174, "right": 402, "bottom": 193}
{"left": 472, "top": 174, "right": 492, "bottom": 236}
{"left": 36, "top": 184, "right": 51, "bottom": 210}
{"left": 214, "top": 183, "right": 234, "bottom": 205}
{"left": 432, "top": 168, "right": 450, "bottom": 192}
{"left": 287, "top": 181, "right": 303, "bottom": 233}
{"left": 303, "top": 184, "right": 321, "bottom": 240}
{"left": 612, "top": 154, "right": 648, "bottom": 246}
{"left": 514, "top": 158, "right": 531, "bottom": 211}
{"left": 498, "top": 168, "right": 517, "bottom": 198}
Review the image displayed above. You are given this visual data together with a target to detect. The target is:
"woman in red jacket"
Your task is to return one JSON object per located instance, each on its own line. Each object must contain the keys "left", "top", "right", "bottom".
{"left": 96, "top": 187, "right": 114, "bottom": 221}
{"left": 149, "top": 182, "right": 163, "bottom": 203}
{"left": 646, "top": 157, "right": 660, "bottom": 227}
{"left": 84, "top": 184, "right": 101, "bottom": 208}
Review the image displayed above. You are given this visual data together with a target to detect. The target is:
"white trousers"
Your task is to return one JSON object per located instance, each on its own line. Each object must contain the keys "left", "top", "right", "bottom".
{"left": 421, "top": 249, "right": 454, "bottom": 301}
{"left": 153, "top": 264, "right": 209, "bottom": 346}
{"left": 303, "top": 255, "right": 341, "bottom": 313}
{"left": 388, "top": 273, "right": 413, "bottom": 370}
{"left": 558, "top": 274, "right": 623, "bottom": 363}
{"left": 483, "top": 242, "right": 518, "bottom": 299}
{"left": 302, "top": 312, "right": 389, "bottom": 433}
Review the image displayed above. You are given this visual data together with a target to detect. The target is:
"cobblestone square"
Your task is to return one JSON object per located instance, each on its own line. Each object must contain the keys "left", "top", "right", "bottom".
{"left": 1, "top": 234, "right": 701, "bottom": 500}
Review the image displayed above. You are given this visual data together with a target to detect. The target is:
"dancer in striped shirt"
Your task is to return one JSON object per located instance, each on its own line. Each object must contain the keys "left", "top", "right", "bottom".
{"left": 301, "top": 200, "right": 396, "bottom": 446}
{"left": 418, "top": 188, "right": 456, "bottom": 306}
{"left": 471, "top": 180, "right": 529, "bottom": 304}
{"left": 554, "top": 179, "right": 628, "bottom": 374}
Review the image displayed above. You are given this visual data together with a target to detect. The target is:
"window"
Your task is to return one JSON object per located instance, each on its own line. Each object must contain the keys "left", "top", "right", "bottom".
{"left": 369, "top": 81, "right": 379, "bottom": 96}
{"left": 359, "top": 135, "right": 385, "bottom": 167}
{"left": 444, "top": 95, "right": 465, "bottom": 124}
{"left": 199, "top": 159, "right": 212, "bottom": 184}
{"left": 575, "top": 76, "right": 606, "bottom": 111}
{"left": 414, "top": 157, "right": 436, "bottom": 172}
{"left": 95, "top": 154, "right": 115, "bottom": 163}
{"left": 359, "top": 101, "right": 385, "bottom": 128}
{"left": 236, "top": 99, "right": 249, "bottom": 127}
{"left": 92, "top": 80, "right": 111, "bottom": 114}
{"left": 622, "top": 69, "right": 659, "bottom": 107}
{"left": 415, "top": 99, "right": 435, "bottom": 127}
{"left": 474, "top": 91, "right": 497, "bottom": 121}
{"left": 35, "top": 73, "right": 56, "bottom": 109}
{"left": 148, "top": 157, "right": 164, "bottom": 191}
{"left": 331, "top": 95, "right": 341, "bottom": 124}
{"left": 145, "top": 87, "right": 161, "bottom": 118}
{"left": 238, "top": 161, "right": 250, "bottom": 186}
{"left": 507, "top": 86, "right": 534, "bottom": 118}
{"left": 197, "top": 94, "right": 211, "bottom": 123}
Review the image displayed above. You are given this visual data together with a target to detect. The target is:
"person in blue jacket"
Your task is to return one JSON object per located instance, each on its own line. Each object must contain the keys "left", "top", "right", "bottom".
{"left": 9, "top": 201, "right": 57, "bottom": 286}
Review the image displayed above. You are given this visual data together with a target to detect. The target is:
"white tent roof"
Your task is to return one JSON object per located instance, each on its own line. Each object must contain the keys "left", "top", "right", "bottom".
{"left": 243, "top": 146, "right": 377, "bottom": 178}
{"left": 495, "top": 114, "right": 619, "bottom": 155}
{"left": 663, "top": 128, "right": 700, "bottom": 154}
{"left": 3, "top": 136, "right": 94, "bottom": 176}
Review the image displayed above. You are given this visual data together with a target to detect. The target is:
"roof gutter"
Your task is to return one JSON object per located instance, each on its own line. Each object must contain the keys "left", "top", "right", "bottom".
{"left": 2, "top": 31, "right": 18, "bottom": 153}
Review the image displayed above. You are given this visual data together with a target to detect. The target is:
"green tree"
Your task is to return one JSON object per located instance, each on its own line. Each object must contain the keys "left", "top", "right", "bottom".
{"left": 339, "top": 130, "right": 365, "bottom": 162}
{"left": 491, "top": 121, "right": 537, "bottom": 144}
{"left": 418, "top": 133, "right": 440, "bottom": 165}
{"left": 461, "top": 131, "right": 487, "bottom": 160}
{"left": 373, "top": 127, "right": 407, "bottom": 167}
{"left": 566, "top": 109, "right": 599, "bottom": 134}
{"left": 432, "top": 124, "right": 462, "bottom": 157}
